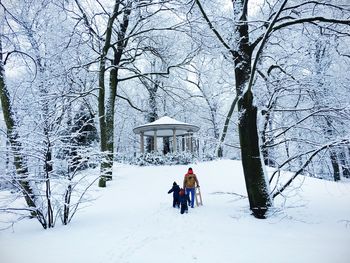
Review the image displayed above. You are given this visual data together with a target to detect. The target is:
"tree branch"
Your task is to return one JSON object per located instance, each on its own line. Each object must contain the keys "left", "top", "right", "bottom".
{"left": 194, "top": 0, "right": 232, "bottom": 53}
{"left": 245, "top": 0, "right": 288, "bottom": 96}
{"left": 273, "top": 17, "right": 350, "bottom": 32}
{"left": 116, "top": 94, "right": 144, "bottom": 112}
{"left": 272, "top": 139, "right": 350, "bottom": 198}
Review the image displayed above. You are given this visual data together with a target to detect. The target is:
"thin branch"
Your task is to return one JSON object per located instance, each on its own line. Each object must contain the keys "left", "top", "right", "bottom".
{"left": 194, "top": 0, "right": 232, "bottom": 52}
{"left": 245, "top": 0, "right": 289, "bottom": 96}
{"left": 117, "top": 94, "right": 144, "bottom": 112}
{"left": 3, "top": 50, "right": 38, "bottom": 79}
{"left": 272, "top": 139, "right": 349, "bottom": 198}
{"left": 68, "top": 176, "right": 100, "bottom": 223}
{"left": 266, "top": 107, "right": 346, "bottom": 144}
{"left": 273, "top": 17, "right": 350, "bottom": 32}
{"left": 216, "top": 95, "right": 239, "bottom": 155}
{"left": 252, "top": 15, "right": 350, "bottom": 50}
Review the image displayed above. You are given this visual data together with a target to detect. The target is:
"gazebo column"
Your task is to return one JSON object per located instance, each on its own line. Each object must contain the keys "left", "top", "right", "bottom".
{"left": 140, "top": 132, "right": 144, "bottom": 154}
{"left": 153, "top": 130, "right": 157, "bottom": 152}
{"left": 182, "top": 136, "right": 185, "bottom": 152}
{"left": 189, "top": 132, "right": 194, "bottom": 153}
{"left": 185, "top": 133, "right": 191, "bottom": 152}
{"left": 172, "top": 129, "right": 177, "bottom": 152}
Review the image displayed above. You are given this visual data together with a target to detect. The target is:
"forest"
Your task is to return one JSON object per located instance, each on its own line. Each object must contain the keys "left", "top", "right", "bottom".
{"left": 0, "top": 0, "right": 349, "bottom": 228}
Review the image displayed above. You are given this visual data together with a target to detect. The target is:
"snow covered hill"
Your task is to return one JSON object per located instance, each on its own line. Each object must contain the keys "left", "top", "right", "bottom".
{"left": 1, "top": 160, "right": 350, "bottom": 263}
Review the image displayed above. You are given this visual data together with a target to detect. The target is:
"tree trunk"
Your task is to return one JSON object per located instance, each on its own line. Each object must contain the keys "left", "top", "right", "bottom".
{"left": 324, "top": 118, "right": 341, "bottom": 181}
{"left": 63, "top": 184, "right": 72, "bottom": 225}
{"left": 233, "top": 0, "right": 272, "bottom": 218}
{"left": 195, "top": 0, "right": 275, "bottom": 217}
{"left": 103, "top": 67, "right": 118, "bottom": 181}
{"left": 340, "top": 148, "right": 350, "bottom": 178}
{"left": 98, "top": 1, "right": 123, "bottom": 187}
{"left": 0, "top": 36, "right": 47, "bottom": 227}
{"left": 238, "top": 91, "right": 272, "bottom": 218}
{"left": 98, "top": 50, "right": 109, "bottom": 187}
{"left": 145, "top": 77, "right": 159, "bottom": 153}
{"left": 330, "top": 150, "right": 341, "bottom": 181}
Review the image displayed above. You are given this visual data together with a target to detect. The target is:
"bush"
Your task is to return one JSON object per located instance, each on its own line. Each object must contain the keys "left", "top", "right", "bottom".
{"left": 131, "top": 152, "right": 198, "bottom": 166}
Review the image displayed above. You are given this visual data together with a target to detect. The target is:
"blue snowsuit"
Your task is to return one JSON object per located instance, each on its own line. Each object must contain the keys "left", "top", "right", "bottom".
{"left": 168, "top": 183, "right": 180, "bottom": 208}
{"left": 179, "top": 189, "right": 190, "bottom": 214}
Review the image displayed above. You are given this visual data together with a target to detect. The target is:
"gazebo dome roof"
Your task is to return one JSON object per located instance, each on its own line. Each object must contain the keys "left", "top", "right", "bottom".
{"left": 133, "top": 116, "right": 200, "bottom": 137}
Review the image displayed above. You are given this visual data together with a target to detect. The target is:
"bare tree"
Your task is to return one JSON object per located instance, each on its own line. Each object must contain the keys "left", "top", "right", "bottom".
{"left": 0, "top": 0, "right": 101, "bottom": 229}
{"left": 72, "top": 0, "right": 196, "bottom": 186}
{"left": 0, "top": 20, "right": 47, "bottom": 227}
{"left": 193, "top": 0, "right": 350, "bottom": 218}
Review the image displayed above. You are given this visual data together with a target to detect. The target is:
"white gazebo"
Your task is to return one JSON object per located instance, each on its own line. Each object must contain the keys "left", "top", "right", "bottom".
{"left": 133, "top": 116, "right": 200, "bottom": 154}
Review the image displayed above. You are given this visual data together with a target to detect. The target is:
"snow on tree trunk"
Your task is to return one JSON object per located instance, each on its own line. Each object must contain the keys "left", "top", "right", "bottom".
{"left": 342, "top": 148, "right": 350, "bottom": 178}
{"left": 238, "top": 91, "right": 272, "bottom": 218}
{"left": 98, "top": 2, "right": 128, "bottom": 187}
{"left": 0, "top": 36, "right": 47, "bottom": 227}
{"left": 146, "top": 77, "right": 159, "bottom": 153}
{"left": 233, "top": 0, "right": 272, "bottom": 218}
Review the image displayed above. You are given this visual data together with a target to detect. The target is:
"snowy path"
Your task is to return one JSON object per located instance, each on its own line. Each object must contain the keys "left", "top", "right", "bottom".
{"left": 1, "top": 160, "right": 350, "bottom": 263}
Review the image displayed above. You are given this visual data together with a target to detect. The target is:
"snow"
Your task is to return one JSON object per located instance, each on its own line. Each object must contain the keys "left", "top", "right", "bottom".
{"left": 133, "top": 116, "right": 200, "bottom": 137}
{"left": 1, "top": 159, "right": 350, "bottom": 263}
{"left": 143, "top": 116, "right": 190, "bottom": 125}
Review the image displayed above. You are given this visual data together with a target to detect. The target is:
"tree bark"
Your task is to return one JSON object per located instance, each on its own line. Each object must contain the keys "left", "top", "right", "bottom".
{"left": 238, "top": 91, "right": 272, "bottom": 218}
{"left": 340, "top": 148, "right": 350, "bottom": 178}
{"left": 345, "top": 148, "right": 350, "bottom": 178}
{"left": 195, "top": 0, "right": 273, "bottom": 218}
{"left": 0, "top": 36, "right": 47, "bottom": 227}
{"left": 145, "top": 77, "right": 159, "bottom": 153}
{"left": 233, "top": 0, "right": 272, "bottom": 218}
{"left": 330, "top": 150, "right": 341, "bottom": 181}
{"left": 326, "top": 118, "right": 341, "bottom": 181}
{"left": 98, "top": 1, "right": 123, "bottom": 186}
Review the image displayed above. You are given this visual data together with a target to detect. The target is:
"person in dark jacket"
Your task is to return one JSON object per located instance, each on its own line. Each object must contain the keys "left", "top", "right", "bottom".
{"left": 168, "top": 181, "right": 180, "bottom": 208}
{"left": 179, "top": 188, "right": 190, "bottom": 214}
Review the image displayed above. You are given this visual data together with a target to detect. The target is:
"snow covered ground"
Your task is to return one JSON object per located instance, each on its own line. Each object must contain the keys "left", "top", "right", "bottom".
{"left": 1, "top": 159, "right": 350, "bottom": 263}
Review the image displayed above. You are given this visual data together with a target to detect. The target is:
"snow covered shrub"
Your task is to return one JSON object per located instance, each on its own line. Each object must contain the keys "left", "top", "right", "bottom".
{"left": 164, "top": 152, "right": 196, "bottom": 165}
{"left": 136, "top": 152, "right": 165, "bottom": 166}
{"left": 113, "top": 152, "right": 137, "bottom": 164}
{"left": 201, "top": 152, "right": 216, "bottom": 162}
{"left": 133, "top": 152, "right": 197, "bottom": 166}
